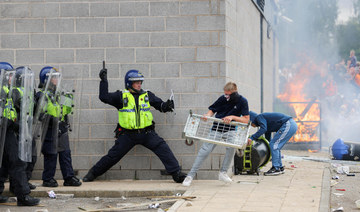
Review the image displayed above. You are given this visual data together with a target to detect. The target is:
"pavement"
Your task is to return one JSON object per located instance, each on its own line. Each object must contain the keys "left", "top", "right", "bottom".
{"left": 2, "top": 150, "right": 332, "bottom": 212}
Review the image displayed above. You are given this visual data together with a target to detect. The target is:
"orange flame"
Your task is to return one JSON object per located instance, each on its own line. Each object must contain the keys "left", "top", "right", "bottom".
{"left": 278, "top": 60, "right": 324, "bottom": 143}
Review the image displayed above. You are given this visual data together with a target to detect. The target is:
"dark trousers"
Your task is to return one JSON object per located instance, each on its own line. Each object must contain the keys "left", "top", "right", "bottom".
{"left": 91, "top": 130, "right": 180, "bottom": 177}
{"left": 0, "top": 129, "right": 30, "bottom": 197}
{"left": 42, "top": 150, "right": 75, "bottom": 181}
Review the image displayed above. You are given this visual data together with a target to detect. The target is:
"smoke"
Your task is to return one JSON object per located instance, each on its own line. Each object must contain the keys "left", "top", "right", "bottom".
{"left": 276, "top": 0, "right": 360, "bottom": 148}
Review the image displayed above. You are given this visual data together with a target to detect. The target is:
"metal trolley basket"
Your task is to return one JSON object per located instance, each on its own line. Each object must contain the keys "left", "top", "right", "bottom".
{"left": 182, "top": 112, "right": 250, "bottom": 149}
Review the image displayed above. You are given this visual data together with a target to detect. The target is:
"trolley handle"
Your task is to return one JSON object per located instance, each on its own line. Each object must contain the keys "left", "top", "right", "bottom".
{"left": 190, "top": 113, "right": 249, "bottom": 127}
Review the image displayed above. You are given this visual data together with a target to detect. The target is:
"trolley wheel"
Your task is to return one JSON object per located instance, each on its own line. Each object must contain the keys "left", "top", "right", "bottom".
{"left": 185, "top": 139, "right": 194, "bottom": 146}
{"left": 256, "top": 168, "right": 260, "bottom": 176}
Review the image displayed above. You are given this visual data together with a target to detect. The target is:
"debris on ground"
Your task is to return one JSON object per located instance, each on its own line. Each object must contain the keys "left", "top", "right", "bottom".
{"left": 332, "top": 206, "right": 344, "bottom": 212}
{"left": 332, "top": 175, "right": 339, "bottom": 180}
{"left": 186, "top": 201, "right": 193, "bottom": 207}
{"left": 47, "top": 190, "right": 56, "bottom": 198}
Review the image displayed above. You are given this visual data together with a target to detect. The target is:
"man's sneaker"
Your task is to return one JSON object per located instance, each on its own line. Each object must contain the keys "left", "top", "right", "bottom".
{"left": 17, "top": 195, "right": 40, "bottom": 206}
{"left": 264, "top": 167, "right": 282, "bottom": 176}
{"left": 218, "top": 171, "right": 232, "bottom": 183}
{"left": 42, "top": 178, "right": 58, "bottom": 187}
{"left": 182, "top": 176, "right": 193, "bottom": 187}
{"left": 64, "top": 176, "right": 82, "bottom": 186}
{"left": 280, "top": 166, "right": 285, "bottom": 174}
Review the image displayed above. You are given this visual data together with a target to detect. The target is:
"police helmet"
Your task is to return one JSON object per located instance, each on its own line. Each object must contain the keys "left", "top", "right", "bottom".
{"left": 15, "top": 66, "right": 28, "bottom": 87}
{"left": 124, "top": 70, "right": 144, "bottom": 90}
{"left": 0, "top": 62, "right": 13, "bottom": 71}
{"left": 39, "top": 66, "right": 58, "bottom": 85}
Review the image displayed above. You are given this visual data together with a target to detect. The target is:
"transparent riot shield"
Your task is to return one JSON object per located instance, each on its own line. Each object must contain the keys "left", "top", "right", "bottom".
{"left": 33, "top": 70, "right": 62, "bottom": 156}
{"left": 18, "top": 67, "right": 35, "bottom": 162}
{"left": 0, "top": 70, "right": 6, "bottom": 163}
{"left": 60, "top": 90, "right": 74, "bottom": 131}
{"left": 60, "top": 66, "right": 84, "bottom": 154}
{"left": 0, "top": 70, "right": 15, "bottom": 166}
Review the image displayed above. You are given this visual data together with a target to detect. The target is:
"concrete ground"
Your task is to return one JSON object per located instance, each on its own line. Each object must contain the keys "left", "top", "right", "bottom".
{"left": 0, "top": 150, "right": 332, "bottom": 212}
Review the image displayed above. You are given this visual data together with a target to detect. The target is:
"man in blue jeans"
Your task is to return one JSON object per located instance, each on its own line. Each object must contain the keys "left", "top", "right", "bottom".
{"left": 248, "top": 111, "right": 298, "bottom": 176}
{"left": 182, "top": 82, "right": 249, "bottom": 186}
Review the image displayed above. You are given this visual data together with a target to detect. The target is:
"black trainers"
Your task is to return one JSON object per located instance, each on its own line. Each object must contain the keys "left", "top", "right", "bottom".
{"left": 64, "top": 176, "right": 82, "bottom": 186}
{"left": 28, "top": 182, "right": 36, "bottom": 190}
{"left": 42, "top": 178, "right": 58, "bottom": 187}
{"left": 172, "top": 170, "right": 187, "bottom": 183}
{"left": 83, "top": 170, "right": 96, "bottom": 182}
{"left": 0, "top": 195, "right": 8, "bottom": 203}
{"left": 17, "top": 195, "right": 40, "bottom": 206}
{"left": 280, "top": 166, "right": 285, "bottom": 174}
{"left": 264, "top": 167, "right": 282, "bottom": 176}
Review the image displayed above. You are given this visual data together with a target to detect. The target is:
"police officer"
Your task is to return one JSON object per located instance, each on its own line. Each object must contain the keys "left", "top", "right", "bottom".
{"left": 83, "top": 67, "right": 186, "bottom": 183}
{"left": 0, "top": 62, "right": 14, "bottom": 203}
{"left": 0, "top": 66, "right": 40, "bottom": 206}
{"left": 37, "top": 67, "right": 81, "bottom": 187}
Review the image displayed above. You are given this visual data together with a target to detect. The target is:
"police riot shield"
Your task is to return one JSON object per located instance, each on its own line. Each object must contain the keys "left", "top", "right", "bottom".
{"left": 0, "top": 70, "right": 15, "bottom": 166}
{"left": 33, "top": 70, "right": 62, "bottom": 156}
{"left": 60, "top": 66, "right": 84, "bottom": 153}
{"left": 18, "top": 67, "right": 35, "bottom": 162}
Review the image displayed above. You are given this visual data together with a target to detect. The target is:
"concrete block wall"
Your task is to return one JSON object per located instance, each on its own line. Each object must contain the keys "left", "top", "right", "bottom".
{"left": 0, "top": 0, "right": 276, "bottom": 180}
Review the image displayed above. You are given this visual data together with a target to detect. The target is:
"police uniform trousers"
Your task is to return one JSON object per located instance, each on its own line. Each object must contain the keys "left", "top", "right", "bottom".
{"left": 42, "top": 132, "right": 75, "bottom": 181}
{"left": 0, "top": 128, "right": 30, "bottom": 197}
{"left": 26, "top": 139, "right": 37, "bottom": 181}
{"left": 91, "top": 130, "right": 180, "bottom": 177}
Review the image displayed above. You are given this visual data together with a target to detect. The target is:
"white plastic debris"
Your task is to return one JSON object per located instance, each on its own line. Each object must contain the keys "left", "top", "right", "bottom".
{"left": 148, "top": 203, "right": 160, "bottom": 209}
{"left": 332, "top": 206, "right": 344, "bottom": 212}
{"left": 121, "top": 196, "right": 126, "bottom": 200}
{"left": 336, "top": 166, "right": 349, "bottom": 174}
{"left": 333, "top": 193, "right": 344, "bottom": 196}
{"left": 356, "top": 199, "right": 360, "bottom": 208}
{"left": 94, "top": 196, "right": 100, "bottom": 201}
{"left": 175, "top": 193, "right": 182, "bottom": 196}
{"left": 332, "top": 175, "right": 339, "bottom": 180}
{"left": 47, "top": 190, "right": 56, "bottom": 198}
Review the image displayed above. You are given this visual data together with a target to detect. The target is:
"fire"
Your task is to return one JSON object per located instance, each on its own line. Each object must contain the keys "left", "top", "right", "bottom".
{"left": 278, "top": 60, "right": 323, "bottom": 143}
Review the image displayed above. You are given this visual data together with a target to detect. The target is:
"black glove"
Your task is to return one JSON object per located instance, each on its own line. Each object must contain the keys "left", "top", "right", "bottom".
{"left": 59, "top": 121, "right": 69, "bottom": 135}
{"left": 99, "top": 68, "right": 107, "bottom": 81}
{"left": 163, "top": 99, "right": 174, "bottom": 112}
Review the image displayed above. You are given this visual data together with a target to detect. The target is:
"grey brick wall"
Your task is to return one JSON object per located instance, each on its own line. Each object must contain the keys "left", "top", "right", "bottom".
{"left": 0, "top": 0, "right": 276, "bottom": 180}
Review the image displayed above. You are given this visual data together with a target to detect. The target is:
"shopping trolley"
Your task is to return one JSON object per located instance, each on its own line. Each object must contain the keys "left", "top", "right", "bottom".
{"left": 182, "top": 111, "right": 250, "bottom": 149}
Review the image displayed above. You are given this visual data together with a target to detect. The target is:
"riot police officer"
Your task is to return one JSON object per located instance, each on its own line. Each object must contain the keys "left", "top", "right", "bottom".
{"left": 36, "top": 67, "right": 81, "bottom": 187}
{"left": 0, "top": 62, "right": 14, "bottom": 203}
{"left": 83, "top": 67, "right": 186, "bottom": 183}
{"left": 0, "top": 66, "right": 39, "bottom": 206}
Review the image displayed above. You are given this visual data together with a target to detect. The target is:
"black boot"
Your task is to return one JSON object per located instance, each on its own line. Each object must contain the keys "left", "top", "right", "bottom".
{"left": 0, "top": 195, "right": 8, "bottom": 203}
{"left": 64, "top": 176, "right": 82, "bottom": 186}
{"left": 42, "top": 178, "right": 58, "bottom": 187}
{"left": 17, "top": 194, "right": 40, "bottom": 206}
{"left": 83, "top": 170, "right": 96, "bottom": 182}
{"left": 172, "top": 170, "right": 187, "bottom": 183}
{"left": 28, "top": 182, "right": 36, "bottom": 190}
